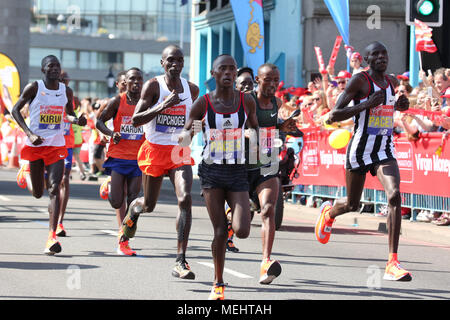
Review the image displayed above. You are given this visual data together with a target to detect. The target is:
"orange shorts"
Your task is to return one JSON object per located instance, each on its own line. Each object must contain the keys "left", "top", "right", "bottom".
{"left": 137, "top": 140, "right": 195, "bottom": 177}
{"left": 20, "top": 145, "right": 68, "bottom": 166}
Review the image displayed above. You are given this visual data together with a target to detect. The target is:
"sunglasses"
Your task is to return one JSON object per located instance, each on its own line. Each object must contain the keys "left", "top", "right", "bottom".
{"left": 337, "top": 81, "right": 346, "bottom": 84}
{"left": 313, "top": 97, "right": 321, "bottom": 101}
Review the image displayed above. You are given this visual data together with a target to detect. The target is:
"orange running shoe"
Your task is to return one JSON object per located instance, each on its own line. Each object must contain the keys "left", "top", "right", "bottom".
{"left": 315, "top": 201, "right": 334, "bottom": 244}
{"left": 383, "top": 260, "right": 412, "bottom": 281}
{"left": 56, "top": 223, "right": 66, "bottom": 237}
{"left": 99, "top": 176, "right": 111, "bottom": 200}
{"left": 44, "top": 236, "right": 62, "bottom": 255}
{"left": 208, "top": 283, "right": 226, "bottom": 300}
{"left": 16, "top": 163, "right": 30, "bottom": 189}
{"left": 259, "top": 259, "right": 282, "bottom": 284}
{"left": 117, "top": 239, "right": 136, "bottom": 256}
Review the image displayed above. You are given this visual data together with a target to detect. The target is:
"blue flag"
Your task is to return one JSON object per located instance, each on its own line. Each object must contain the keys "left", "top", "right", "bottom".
{"left": 230, "top": 0, "right": 265, "bottom": 74}
{"left": 323, "top": 0, "right": 350, "bottom": 45}
{"left": 181, "top": 0, "right": 188, "bottom": 6}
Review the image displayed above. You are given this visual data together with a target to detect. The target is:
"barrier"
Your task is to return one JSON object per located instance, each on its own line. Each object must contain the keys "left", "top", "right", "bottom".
{"left": 291, "top": 129, "right": 450, "bottom": 216}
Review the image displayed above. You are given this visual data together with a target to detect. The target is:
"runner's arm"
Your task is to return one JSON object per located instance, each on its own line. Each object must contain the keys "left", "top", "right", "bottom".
{"left": 132, "top": 78, "right": 181, "bottom": 127}
{"left": 179, "top": 95, "right": 206, "bottom": 147}
{"left": 11, "top": 82, "right": 42, "bottom": 144}
{"left": 64, "top": 86, "right": 87, "bottom": 126}
{"left": 96, "top": 95, "right": 121, "bottom": 142}
{"left": 327, "top": 73, "right": 384, "bottom": 124}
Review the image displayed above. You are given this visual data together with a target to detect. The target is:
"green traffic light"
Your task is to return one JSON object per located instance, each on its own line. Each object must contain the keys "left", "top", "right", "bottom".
{"left": 417, "top": 0, "right": 434, "bottom": 16}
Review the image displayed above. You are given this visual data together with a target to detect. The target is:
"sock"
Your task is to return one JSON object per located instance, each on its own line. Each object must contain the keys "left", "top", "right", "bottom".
{"left": 176, "top": 253, "right": 186, "bottom": 263}
{"left": 389, "top": 253, "right": 398, "bottom": 263}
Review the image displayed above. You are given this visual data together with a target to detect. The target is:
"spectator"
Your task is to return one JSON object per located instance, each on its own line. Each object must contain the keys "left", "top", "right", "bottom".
{"left": 350, "top": 52, "right": 364, "bottom": 75}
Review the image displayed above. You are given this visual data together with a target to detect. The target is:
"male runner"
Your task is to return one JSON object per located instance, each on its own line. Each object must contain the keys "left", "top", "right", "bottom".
{"left": 224, "top": 66, "right": 256, "bottom": 253}
{"left": 96, "top": 68, "right": 145, "bottom": 256}
{"left": 56, "top": 70, "right": 81, "bottom": 237}
{"left": 226, "top": 63, "right": 298, "bottom": 284}
{"left": 121, "top": 45, "right": 199, "bottom": 278}
{"left": 315, "top": 41, "right": 411, "bottom": 281}
{"left": 180, "top": 54, "right": 258, "bottom": 300}
{"left": 11, "top": 55, "right": 86, "bottom": 254}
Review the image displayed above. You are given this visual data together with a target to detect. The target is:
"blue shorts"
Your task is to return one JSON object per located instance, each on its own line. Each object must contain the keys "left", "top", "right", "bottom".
{"left": 103, "top": 157, "right": 142, "bottom": 178}
{"left": 64, "top": 148, "right": 73, "bottom": 170}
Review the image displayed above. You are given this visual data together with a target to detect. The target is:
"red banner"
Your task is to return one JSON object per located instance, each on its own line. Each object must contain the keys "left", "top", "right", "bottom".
{"left": 293, "top": 130, "right": 450, "bottom": 198}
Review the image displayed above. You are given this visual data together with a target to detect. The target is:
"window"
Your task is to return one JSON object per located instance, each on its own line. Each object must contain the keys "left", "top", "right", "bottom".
{"left": 116, "top": 0, "right": 131, "bottom": 12}
{"left": 143, "top": 53, "right": 161, "bottom": 74}
{"left": 100, "top": 0, "right": 116, "bottom": 12}
{"left": 124, "top": 52, "right": 141, "bottom": 70}
{"left": 29, "top": 48, "right": 61, "bottom": 67}
{"left": 131, "top": 0, "right": 147, "bottom": 12}
{"left": 77, "top": 81, "right": 90, "bottom": 99}
{"left": 62, "top": 49, "right": 77, "bottom": 69}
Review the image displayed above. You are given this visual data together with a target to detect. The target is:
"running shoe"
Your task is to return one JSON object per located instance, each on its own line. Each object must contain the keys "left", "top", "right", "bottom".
{"left": 315, "top": 201, "right": 334, "bottom": 244}
{"left": 16, "top": 163, "right": 30, "bottom": 189}
{"left": 383, "top": 260, "right": 412, "bottom": 281}
{"left": 117, "top": 240, "right": 136, "bottom": 256}
{"left": 99, "top": 176, "right": 111, "bottom": 200}
{"left": 172, "top": 260, "right": 195, "bottom": 280}
{"left": 226, "top": 240, "right": 239, "bottom": 253}
{"left": 208, "top": 283, "right": 226, "bottom": 300}
{"left": 44, "top": 236, "right": 62, "bottom": 255}
{"left": 121, "top": 198, "right": 143, "bottom": 239}
{"left": 56, "top": 223, "right": 66, "bottom": 237}
{"left": 259, "top": 259, "right": 282, "bottom": 284}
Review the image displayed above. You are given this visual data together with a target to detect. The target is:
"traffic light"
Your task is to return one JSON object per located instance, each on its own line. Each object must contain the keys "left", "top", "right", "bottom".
{"left": 406, "top": 0, "right": 443, "bottom": 27}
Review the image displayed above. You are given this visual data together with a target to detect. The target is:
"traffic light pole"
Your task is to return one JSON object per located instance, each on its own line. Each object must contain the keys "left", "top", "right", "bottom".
{"left": 409, "top": 24, "right": 420, "bottom": 88}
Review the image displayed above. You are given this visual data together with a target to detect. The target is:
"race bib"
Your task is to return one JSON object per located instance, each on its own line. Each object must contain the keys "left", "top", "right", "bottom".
{"left": 367, "top": 105, "right": 394, "bottom": 136}
{"left": 155, "top": 104, "right": 186, "bottom": 134}
{"left": 120, "top": 116, "right": 144, "bottom": 140}
{"left": 39, "top": 105, "right": 63, "bottom": 130}
{"left": 209, "top": 128, "right": 243, "bottom": 160}
{"left": 259, "top": 126, "right": 276, "bottom": 157}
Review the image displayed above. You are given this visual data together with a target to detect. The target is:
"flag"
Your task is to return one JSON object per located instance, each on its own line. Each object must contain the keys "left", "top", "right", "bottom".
{"left": 323, "top": 0, "right": 350, "bottom": 45}
{"left": 180, "top": 0, "right": 188, "bottom": 6}
{"left": 230, "top": 0, "right": 265, "bottom": 74}
{"left": 415, "top": 19, "right": 437, "bottom": 53}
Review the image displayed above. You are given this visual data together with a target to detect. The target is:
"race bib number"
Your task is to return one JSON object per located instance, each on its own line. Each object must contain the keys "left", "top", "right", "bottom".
{"left": 39, "top": 105, "right": 63, "bottom": 130}
{"left": 155, "top": 104, "right": 186, "bottom": 134}
{"left": 259, "top": 126, "right": 276, "bottom": 157}
{"left": 120, "top": 116, "right": 144, "bottom": 140}
{"left": 209, "top": 128, "right": 243, "bottom": 160}
{"left": 367, "top": 105, "right": 394, "bottom": 136}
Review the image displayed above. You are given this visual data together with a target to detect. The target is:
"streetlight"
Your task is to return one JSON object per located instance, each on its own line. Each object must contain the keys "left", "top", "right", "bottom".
{"left": 106, "top": 67, "right": 115, "bottom": 97}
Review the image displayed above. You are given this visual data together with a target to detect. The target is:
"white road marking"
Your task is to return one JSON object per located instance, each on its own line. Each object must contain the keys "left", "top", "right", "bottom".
{"left": 197, "top": 261, "right": 253, "bottom": 279}
{"left": 0, "top": 195, "right": 10, "bottom": 202}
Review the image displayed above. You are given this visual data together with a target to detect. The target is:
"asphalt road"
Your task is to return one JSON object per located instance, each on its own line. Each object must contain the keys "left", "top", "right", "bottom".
{"left": 1, "top": 168, "right": 450, "bottom": 304}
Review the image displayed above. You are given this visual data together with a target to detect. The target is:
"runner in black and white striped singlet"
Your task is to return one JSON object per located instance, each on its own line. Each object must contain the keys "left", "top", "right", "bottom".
{"left": 316, "top": 42, "right": 413, "bottom": 282}
{"left": 346, "top": 70, "right": 397, "bottom": 172}
{"left": 179, "top": 54, "right": 259, "bottom": 300}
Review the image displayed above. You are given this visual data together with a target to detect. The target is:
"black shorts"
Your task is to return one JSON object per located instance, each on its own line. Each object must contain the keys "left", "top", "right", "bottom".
{"left": 198, "top": 162, "right": 249, "bottom": 192}
{"left": 349, "top": 158, "right": 395, "bottom": 176}
{"left": 247, "top": 167, "right": 279, "bottom": 196}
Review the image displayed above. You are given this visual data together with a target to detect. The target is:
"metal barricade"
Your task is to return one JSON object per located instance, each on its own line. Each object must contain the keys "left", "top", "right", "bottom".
{"left": 291, "top": 185, "right": 449, "bottom": 220}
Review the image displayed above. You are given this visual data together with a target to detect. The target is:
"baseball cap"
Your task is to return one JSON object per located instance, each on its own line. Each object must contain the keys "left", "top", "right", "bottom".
{"left": 335, "top": 70, "right": 352, "bottom": 79}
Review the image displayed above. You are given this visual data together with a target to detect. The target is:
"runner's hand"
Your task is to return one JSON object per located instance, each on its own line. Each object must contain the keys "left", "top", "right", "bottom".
{"left": 111, "top": 132, "right": 121, "bottom": 144}
{"left": 77, "top": 115, "right": 87, "bottom": 126}
{"left": 163, "top": 89, "right": 181, "bottom": 109}
{"left": 29, "top": 133, "right": 44, "bottom": 146}
{"left": 367, "top": 90, "right": 385, "bottom": 108}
